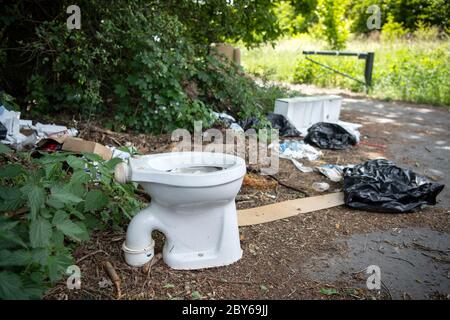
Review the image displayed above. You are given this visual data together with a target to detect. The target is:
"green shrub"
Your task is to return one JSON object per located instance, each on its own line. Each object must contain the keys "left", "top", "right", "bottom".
{"left": 316, "top": 0, "right": 349, "bottom": 50}
{"left": 0, "top": 149, "right": 143, "bottom": 299}
{"left": 381, "top": 15, "right": 409, "bottom": 41}
{"left": 1, "top": 1, "right": 290, "bottom": 134}
{"left": 349, "top": 0, "right": 450, "bottom": 34}
{"left": 289, "top": 38, "right": 450, "bottom": 106}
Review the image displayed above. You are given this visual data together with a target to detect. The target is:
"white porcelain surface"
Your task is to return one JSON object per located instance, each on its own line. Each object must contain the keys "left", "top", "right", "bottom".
{"left": 274, "top": 95, "right": 342, "bottom": 134}
{"left": 119, "top": 152, "right": 245, "bottom": 269}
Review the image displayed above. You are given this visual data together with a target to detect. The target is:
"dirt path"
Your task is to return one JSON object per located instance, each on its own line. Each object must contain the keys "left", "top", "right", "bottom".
{"left": 46, "top": 88, "right": 449, "bottom": 300}
{"left": 340, "top": 96, "right": 450, "bottom": 209}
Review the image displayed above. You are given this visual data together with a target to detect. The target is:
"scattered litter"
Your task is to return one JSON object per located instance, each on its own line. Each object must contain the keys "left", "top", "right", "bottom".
{"left": 37, "top": 139, "right": 63, "bottom": 152}
{"left": 35, "top": 123, "right": 70, "bottom": 136}
{"left": 239, "top": 113, "right": 301, "bottom": 137}
{"left": 62, "top": 137, "right": 112, "bottom": 160}
{"left": 312, "top": 182, "right": 330, "bottom": 192}
{"left": 280, "top": 140, "right": 321, "bottom": 161}
{"left": 266, "top": 113, "right": 301, "bottom": 137}
{"left": 343, "top": 159, "right": 445, "bottom": 213}
{"left": 229, "top": 122, "right": 244, "bottom": 133}
{"left": 316, "top": 164, "right": 346, "bottom": 182}
{"left": 0, "top": 105, "right": 78, "bottom": 151}
{"left": 304, "top": 122, "right": 359, "bottom": 150}
{"left": 238, "top": 116, "right": 259, "bottom": 131}
{"left": 0, "top": 122, "right": 6, "bottom": 140}
{"left": 212, "top": 111, "right": 236, "bottom": 126}
{"left": 108, "top": 146, "right": 134, "bottom": 160}
{"left": 274, "top": 95, "right": 342, "bottom": 134}
{"left": 98, "top": 277, "right": 113, "bottom": 289}
{"left": 243, "top": 173, "right": 277, "bottom": 191}
{"left": 212, "top": 111, "right": 244, "bottom": 132}
{"left": 291, "top": 158, "right": 314, "bottom": 173}
{"left": 336, "top": 121, "right": 361, "bottom": 143}
{"left": 238, "top": 192, "right": 344, "bottom": 226}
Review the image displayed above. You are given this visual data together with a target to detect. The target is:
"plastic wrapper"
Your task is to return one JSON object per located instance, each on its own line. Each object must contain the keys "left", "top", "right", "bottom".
{"left": 304, "top": 122, "right": 358, "bottom": 150}
{"left": 343, "top": 159, "right": 445, "bottom": 213}
{"left": 239, "top": 113, "right": 301, "bottom": 137}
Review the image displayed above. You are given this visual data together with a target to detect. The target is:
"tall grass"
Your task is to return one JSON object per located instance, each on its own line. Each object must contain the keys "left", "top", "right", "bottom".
{"left": 240, "top": 35, "right": 450, "bottom": 106}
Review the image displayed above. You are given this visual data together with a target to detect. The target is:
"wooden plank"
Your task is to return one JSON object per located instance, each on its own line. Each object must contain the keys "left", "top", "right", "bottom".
{"left": 238, "top": 192, "right": 344, "bottom": 226}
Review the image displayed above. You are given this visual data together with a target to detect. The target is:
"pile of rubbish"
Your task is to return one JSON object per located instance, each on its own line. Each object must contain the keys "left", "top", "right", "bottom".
{"left": 269, "top": 95, "right": 444, "bottom": 212}
{"left": 343, "top": 159, "right": 445, "bottom": 213}
{"left": 0, "top": 105, "right": 131, "bottom": 160}
{"left": 304, "top": 122, "right": 359, "bottom": 150}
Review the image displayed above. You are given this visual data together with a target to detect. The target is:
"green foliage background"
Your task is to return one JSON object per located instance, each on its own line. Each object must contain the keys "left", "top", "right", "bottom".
{"left": 0, "top": 146, "right": 143, "bottom": 299}
{"left": 0, "top": 0, "right": 287, "bottom": 133}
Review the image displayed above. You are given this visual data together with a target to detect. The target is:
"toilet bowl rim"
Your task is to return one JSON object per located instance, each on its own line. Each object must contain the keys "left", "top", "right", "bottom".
{"left": 128, "top": 152, "right": 246, "bottom": 187}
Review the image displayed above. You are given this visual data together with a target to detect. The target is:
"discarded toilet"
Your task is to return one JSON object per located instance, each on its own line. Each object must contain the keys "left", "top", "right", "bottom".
{"left": 115, "top": 152, "right": 246, "bottom": 269}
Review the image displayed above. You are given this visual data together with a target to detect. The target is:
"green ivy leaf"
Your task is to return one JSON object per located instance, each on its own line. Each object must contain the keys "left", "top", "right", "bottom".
{"left": 0, "top": 164, "right": 24, "bottom": 178}
{"left": 104, "top": 158, "right": 123, "bottom": 170}
{"left": 84, "top": 190, "right": 108, "bottom": 212}
{"left": 29, "top": 217, "right": 52, "bottom": 248}
{"left": 44, "top": 162, "right": 62, "bottom": 180}
{"left": 52, "top": 211, "right": 89, "bottom": 242}
{"left": 82, "top": 152, "right": 103, "bottom": 163}
{"left": 0, "top": 218, "right": 27, "bottom": 249}
{"left": 70, "top": 170, "right": 90, "bottom": 186}
{"left": 47, "top": 252, "right": 72, "bottom": 283}
{"left": 49, "top": 186, "right": 83, "bottom": 204}
{"left": 21, "top": 184, "right": 45, "bottom": 220}
{"left": 0, "top": 186, "right": 25, "bottom": 212}
{"left": 0, "top": 249, "right": 32, "bottom": 267}
{"left": 0, "top": 271, "right": 26, "bottom": 300}
{"left": 66, "top": 155, "right": 85, "bottom": 170}
{"left": 0, "top": 143, "right": 12, "bottom": 154}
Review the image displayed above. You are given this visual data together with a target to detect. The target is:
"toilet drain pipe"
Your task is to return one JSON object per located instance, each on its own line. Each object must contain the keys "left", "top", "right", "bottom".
{"left": 115, "top": 162, "right": 130, "bottom": 184}
{"left": 114, "top": 161, "right": 161, "bottom": 267}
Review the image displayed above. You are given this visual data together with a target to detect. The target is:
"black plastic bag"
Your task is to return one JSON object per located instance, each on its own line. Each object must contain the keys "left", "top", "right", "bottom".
{"left": 304, "top": 122, "right": 357, "bottom": 150}
{"left": 266, "top": 113, "right": 301, "bottom": 137}
{"left": 238, "top": 116, "right": 260, "bottom": 131}
{"left": 343, "top": 159, "right": 445, "bottom": 213}
{"left": 0, "top": 122, "right": 6, "bottom": 140}
{"left": 239, "top": 113, "right": 301, "bottom": 137}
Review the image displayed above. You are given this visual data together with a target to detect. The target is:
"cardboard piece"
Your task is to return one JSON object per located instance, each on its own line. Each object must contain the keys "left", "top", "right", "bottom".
{"left": 62, "top": 137, "right": 112, "bottom": 160}
{"left": 211, "top": 43, "right": 241, "bottom": 65}
{"left": 237, "top": 192, "right": 344, "bottom": 226}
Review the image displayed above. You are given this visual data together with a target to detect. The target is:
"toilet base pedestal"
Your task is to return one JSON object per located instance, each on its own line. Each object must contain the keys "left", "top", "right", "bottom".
{"left": 123, "top": 201, "right": 242, "bottom": 270}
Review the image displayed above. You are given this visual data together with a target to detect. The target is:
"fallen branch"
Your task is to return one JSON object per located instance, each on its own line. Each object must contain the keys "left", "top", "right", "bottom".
{"left": 420, "top": 252, "right": 450, "bottom": 264}
{"left": 387, "top": 255, "right": 415, "bottom": 267}
{"left": 268, "top": 174, "right": 310, "bottom": 196}
{"left": 76, "top": 249, "right": 109, "bottom": 263}
{"left": 412, "top": 242, "right": 449, "bottom": 255}
{"left": 103, "top": 261, "right": 122, "bottom": 299}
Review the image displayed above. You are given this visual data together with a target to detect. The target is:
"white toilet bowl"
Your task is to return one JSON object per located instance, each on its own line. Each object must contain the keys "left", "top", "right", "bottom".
{"left": 115, "top": 152, "right": 246, "bottom": 269}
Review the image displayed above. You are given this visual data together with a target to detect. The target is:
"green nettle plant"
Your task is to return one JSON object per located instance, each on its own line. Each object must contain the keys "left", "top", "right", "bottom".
{"left": 0, "top": 145, "right": 143, "bottom": 299}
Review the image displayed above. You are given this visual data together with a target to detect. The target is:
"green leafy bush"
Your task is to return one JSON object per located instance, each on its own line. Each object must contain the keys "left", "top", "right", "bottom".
{"left": 0, "top": 149, "right": 143, "bottom": 299}
{"left": 290, "top": 39, "right": 450, "bottom": 106}
{"left": 0, "top": 1, "right": 293, "bottom": 134}
{"left": 381, "top": 15, "right": 409, "bottom": 41}
{"left": 349, "top": 0, "right": 450, "bottom": 34}
{"left": 316, "top": 0, "right": 349, "bottom": 49}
